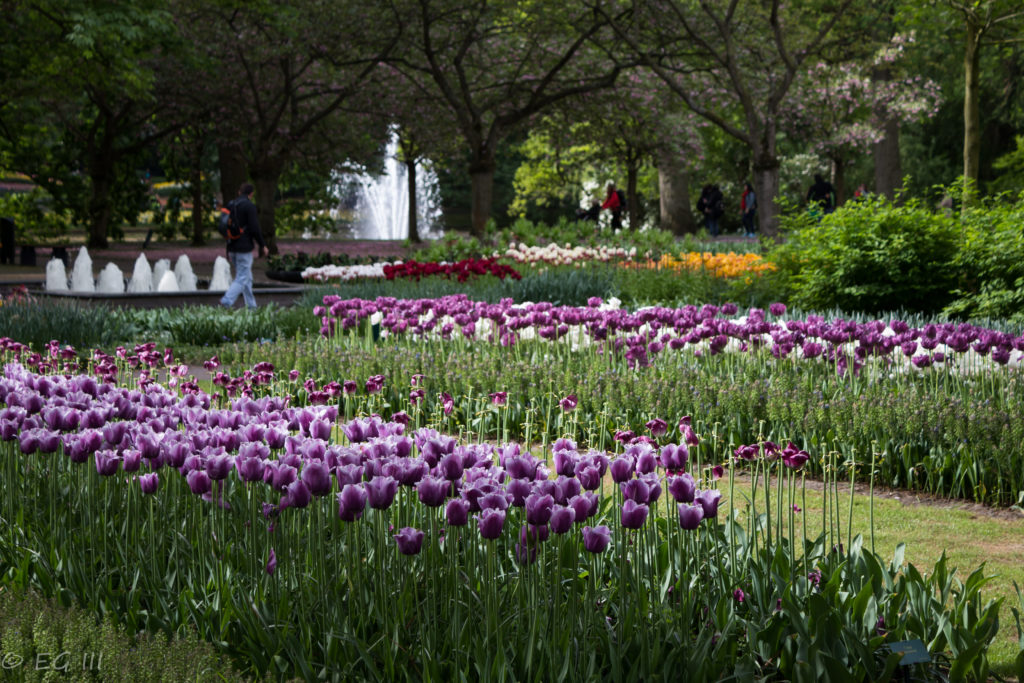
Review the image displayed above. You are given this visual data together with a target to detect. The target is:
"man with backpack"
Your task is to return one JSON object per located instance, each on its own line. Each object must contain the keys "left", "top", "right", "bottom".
{"left": 218, "top": 182, "right": 267, "bottom": 309}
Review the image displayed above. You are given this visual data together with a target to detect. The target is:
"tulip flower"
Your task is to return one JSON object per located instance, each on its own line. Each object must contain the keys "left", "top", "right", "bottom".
{"left": 337, "top": 484, "right": 368, "bottom": 522}
{"left": 677, "top": 503, "right": 704, "bottom": 530}
{"left": 620, "top": 500, "right": 649, "bottom": 529}
{"left": 445, "top": 498, "right": 470, "bottom": 527}
{"left": 365, "top": 476, "right": 399, "bottom": 510}
{"left": 266, "top": 548, "right": 277, "bottom": 575}
{"left": 138, "top": 472, "right": 159, "bottom": 495}
{"left": 394, "top": 527, "right": 425, "bottom": 556}
{"left": 582, "top": 525, "right": 611, "bottom": 553}
{"left": 477, "top": 508, "right": 506, "bottom": 539}
{"left": 695, "top": 489, "right": 722, "bottom": 518}
{"left": 549, "top": 505, "right": 575, "bottom": 534}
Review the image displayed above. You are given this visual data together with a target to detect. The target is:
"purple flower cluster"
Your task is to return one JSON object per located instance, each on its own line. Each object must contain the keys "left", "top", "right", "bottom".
{"left": 313, "top": 296, "right": 1024, "bottom": 371}
{"left": 0, "top": 361, "right": 721, "bottom": 561}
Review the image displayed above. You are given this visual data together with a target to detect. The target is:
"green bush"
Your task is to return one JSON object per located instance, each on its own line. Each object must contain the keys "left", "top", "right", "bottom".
{"left": 109, "top": 304, "right": 317, "bottom": 347}
{"left": 0, "top": 189, "right": 71, "bottom": 245}
{"left": 942, "top": 193, "right": 1024, "bottom": 323}
{"left": 768, "top": 196, "right": 960, "bottom": 313}
{"left": 0, "top": 588, "right": 248, "bottom": 682}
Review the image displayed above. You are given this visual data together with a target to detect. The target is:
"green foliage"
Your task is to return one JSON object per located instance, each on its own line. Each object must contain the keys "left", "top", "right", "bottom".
{"left": 267, "top": 251, "right": 393, "bottom": 272}
{"left": 108, "top": 304, "right": 317, "bottom": 347}
{"left": 613, "top": 263, "right": 777, "bottom": 309}
{"left": 943, "top": 193, "right": 1024, "bottom": 322}
{"left": 991, "top": 136, "right": 1024, "bottom": 196}
{"left": 768, "top": 195, "right": 960, "bottom": 313}
{"left": 0, "top": 588, "right": 247, "bottom": 682}
{"left": 0, "top": 299, "right": 122, "bottom": 350}
{"left": 0, "top": 189, "right": 72, "bottom": 245}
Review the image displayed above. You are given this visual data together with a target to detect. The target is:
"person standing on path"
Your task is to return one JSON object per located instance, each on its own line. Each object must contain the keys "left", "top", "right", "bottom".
{"left": 601, "top": 182, "right": 624, "bottom": 230}
{"left": 220, "top": 182, "right": 267, "bottom": 309}
{"left": 741, "top": 182, "right": 757, "bottom": 237}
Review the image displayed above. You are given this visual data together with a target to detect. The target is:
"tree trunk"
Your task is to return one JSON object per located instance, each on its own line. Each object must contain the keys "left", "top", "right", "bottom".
{"left": 251, "top": 173, "right": 281, "bottom": 255}
{"left": 190, "top": 140, "right": 205, "bottom": 246}
{"left": 963, "top": 22, "right": 982, "bottom": 203}
{"left": 657, "top": 149, "right": 695, "bottom": 235}
{"left": 218, "top": 142, "right": 248, "bottom": 205}
{"left": 752, "top": 154, "right": 781, "bottom": 237}
{"left": 872, "top": 66, "right": 902, "bottom": 200}
{"left": 407, "top": 157, "right": 421, "bottom": 243}
{"left": 469, "top": 157, "right": 496, "bottom": 237}
{"left": 86, "top": 141, "right": 116, "bottom": 249}
{"left": 831, "top": 157, "right": 846, "bottom": 206}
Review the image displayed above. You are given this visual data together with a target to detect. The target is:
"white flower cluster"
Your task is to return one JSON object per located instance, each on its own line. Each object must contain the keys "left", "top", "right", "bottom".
{"left": 301, "top": 263, "right": 395, "bottom": 282}
{"left": 494, "top": 243, "right": 635, "bottom": 266}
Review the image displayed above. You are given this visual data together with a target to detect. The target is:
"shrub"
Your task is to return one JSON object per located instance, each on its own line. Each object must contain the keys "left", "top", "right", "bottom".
{"left": 942, "top": 193, "right": 1024, "bottom": 322}
{"left": 0, "top": 297, "right": 123, "bottom": 350}
{"left": 768, "top": 196, "right": 960, "bottom": 314}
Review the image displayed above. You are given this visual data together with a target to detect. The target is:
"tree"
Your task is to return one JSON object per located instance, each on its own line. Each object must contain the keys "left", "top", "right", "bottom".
{"left": 171, "top": 0, "right": 403, "bottom": 253}
{"left": 595, "top": 0, "right": 875, "bottom": 236}
{"left": 0, "top": 0, "right": 180, "bottom": 247}
{"left": 391, "top": 0, "right": 632, "bottom": 236}
{"left": 781, "top": 37, "right": 942, "bottom": 203}
{"left": 940, "top": 0, "right": 1024, "bottom": 201}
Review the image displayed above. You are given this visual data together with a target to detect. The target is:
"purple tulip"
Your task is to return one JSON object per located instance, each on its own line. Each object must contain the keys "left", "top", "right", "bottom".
{"left": 620, "top": 478, "right": 651, "bottom": 504}
{"left": 525, "top": 493, "right": 554, "bottom": 525}
{"left": 677, "top": 502, "right": 704, "bottom": 530}
{"left": 549, "top": 505, "right": 575, "bottom": 534}
{"left": 395, "top": 527, "right": 425, "bottom": 555}
{"left": 337, "top": 484, "right": 368, "bottom": 522}
{"left": 576, "top": 465, "right": 601, "bottom": 491}
{"left": 695, "top": 489, "right": 722, "bottom": 518}
{"left": 206, "top": 453, "right": 233, "bottom": 480}
{"left": 138, "top": 472, "right": 159, "bottom": 495}
{"left": 558, "top": 394, "right": 577, "bottom": 412}
{"left": 283, "top": 480, "right": 312, "bottom": 509}
{"left": 477, "top": 508, "right": 506, "bottom": 539}
{"left": 335, "top": 463, "right": 364, "bottom": 488}
{"left": 489, "top": 391, "right": 507, "bottom": 406}
{"left": 645, "top": 417, "right": 668, "bottom": 437}
{"left": 667, "top": 473, "right": 696, "bottom": 503}
{"left": 186, "top": 469, "right": 211, "bottom": 495}
{"left": 610, "top": 456, "right": 634, "bottom": 483}
{"left": 445, "top": 498, "right": 470, "bottom": 526}
{"left": 440, "top": 392, "right": 454, "bottom": 415}
{"left": 301, "top": 461, "right": 333, "bottom": 497}
{"left": 478, "top": 490, "right": 511, "bottom": 511}
{"left": 438, "top": 452, "right": 464, "bottom": 481}
{"left": 417, "top": 475, "right": 449, "bottom": 507}
{"left": 365, "top": 475, "right": 400, "bottom": 510}
{"left": 505, "top": 478, "right": 533, "bottom": 507}
{"left": 620, "top": 499, "right": 649, "bottom": 529}
{"left": 266, "top": 548, "right": 277, "bottom": 575}
{"left": 660, "top": 443, "right": 689, "bottom": 471}
{"left": 582, "top": 525, "right": 611, "bottom": 553}
{"left": 122, "top": 449, "right": 142, "bottom": 473}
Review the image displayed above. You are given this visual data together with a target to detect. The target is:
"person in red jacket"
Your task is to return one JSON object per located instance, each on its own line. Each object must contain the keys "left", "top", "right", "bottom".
{"left": 601, "top": 182, "right": 623, "bottom": 229}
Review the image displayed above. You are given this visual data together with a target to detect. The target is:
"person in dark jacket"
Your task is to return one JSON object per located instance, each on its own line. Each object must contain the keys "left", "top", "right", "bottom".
{"left": 741, "top": 182, "right": 757, "bottom": 237}
{"left": 697, "top": 184, "right": 724, "bottom": 236}
{"left": 806, "top": 174, "right": 836, "bottom": 217}
{"left": 220, "top": 182, "right": 267, "bottom": 309}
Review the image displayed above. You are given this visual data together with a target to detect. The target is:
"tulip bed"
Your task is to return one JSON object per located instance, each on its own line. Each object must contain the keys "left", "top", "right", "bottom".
{"left": 0, "top": 332, "right": 1013, "bottom": 681}
{"left": 229, "top": 294, "right": 1024, "bottom": 505}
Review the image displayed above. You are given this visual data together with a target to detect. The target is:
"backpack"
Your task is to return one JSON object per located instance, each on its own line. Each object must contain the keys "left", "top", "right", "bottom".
{"left": 217, "top": 198, "right": 245, "bottom": 241}
{"left": 616, "top": 188, "right": 627, "bottom": 209}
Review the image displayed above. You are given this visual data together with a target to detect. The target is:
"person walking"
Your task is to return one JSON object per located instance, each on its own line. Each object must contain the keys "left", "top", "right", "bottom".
{"left": 601, "top": 182, "right": 624, "bottom": 230}
{"left": 806, "top": 173, "right": 836, "bottom": 219}
{"left": 698, "top": 184, "right": 724, "bottom": 236}
{"left": 741, "top": 182, "right": 757, "bottom": 237}
{"left": 220, "top": 182, "right": 267, "bottom": 309}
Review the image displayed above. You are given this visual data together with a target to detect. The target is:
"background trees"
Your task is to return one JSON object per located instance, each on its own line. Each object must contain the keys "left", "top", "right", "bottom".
{"left": 1, "top": 0, "right": 1021, "bottom": 243}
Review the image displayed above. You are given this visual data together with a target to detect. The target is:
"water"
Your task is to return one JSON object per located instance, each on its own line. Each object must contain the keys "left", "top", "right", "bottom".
{"left": 174, "top": 255, "right": 197, "bottom": 291}
{"left": 97, "top": 263, "right": 125, "bottom": 294}
{"left": 209, "top": 256, "right": 232, "bottom": 291}
{"left": 69, "top": 247, "right": 95, "bottom": 292}
{"left": 127, "top": 254, "right": 153, "bottom": 293}
{"left": 45, "top": 258, "right": 68, "bottom": 291}
{"left": 336, "top": 132, "right": 443, "bottom": 241}
{"left": 156, "top": 270, "right": 179, "bottom": 292}
{"left": 152, "top": 259, "right": 171, "bottom": 290}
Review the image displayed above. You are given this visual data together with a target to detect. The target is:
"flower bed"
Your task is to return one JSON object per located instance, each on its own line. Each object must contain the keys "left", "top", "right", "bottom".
{"left": 302, "top": 258, "right": 521, "bottom": 284}
{"left": 0, "top": 356, "right": 1004, "bottom": 680}
{"left": 494, "top": 242, "right": 635, "bottom": 266}
{"left": 642, "top": 251, "right": 776, "bottom": 278}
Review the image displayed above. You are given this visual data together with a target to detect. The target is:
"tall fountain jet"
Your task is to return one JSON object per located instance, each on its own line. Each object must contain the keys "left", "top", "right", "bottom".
{"left": 69, "top": 247, "right": 95, "bottom": 292}
{"left": 338, "top": 132, "right": 443, "bottom": 241}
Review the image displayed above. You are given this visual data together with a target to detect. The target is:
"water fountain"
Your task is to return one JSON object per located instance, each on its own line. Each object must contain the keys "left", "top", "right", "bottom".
{"left": 70, "top": 247, "right": 95, "bottom": 292}
{"left": 209, "top": 256, "right": 232, "bottom": 291}
{"left": 96, "top": 263, "right": 125, "bottom": 294}
{"left": 45, "top": 258, "right": 68, "bottom": 291}
{"left": 127, "top": 254, "right": 154, "bottom": 293}
{"left": 174, "top": 255, "right": 198, "bottom": 291}
{"left": 156, "top": 270, "right": 179, "bottom": 292}
{"left": 337, "top": 132, "right": 443, "bottom": 241}
{"left": 152, "top": 259, "right": 171, "bottom": 290}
